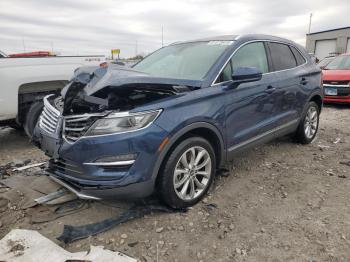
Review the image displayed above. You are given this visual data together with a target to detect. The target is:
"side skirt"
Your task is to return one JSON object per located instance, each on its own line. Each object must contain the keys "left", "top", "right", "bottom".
{"left": 227, "top": 119, "right": 299, "bottom": 160}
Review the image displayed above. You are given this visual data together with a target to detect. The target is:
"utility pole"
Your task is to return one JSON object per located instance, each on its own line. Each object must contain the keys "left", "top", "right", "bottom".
{"left": 161, "top": 25, "right": 164, "bottom": 47}
{"left": 308, "top": 13, "right": 313, "bottom": 34}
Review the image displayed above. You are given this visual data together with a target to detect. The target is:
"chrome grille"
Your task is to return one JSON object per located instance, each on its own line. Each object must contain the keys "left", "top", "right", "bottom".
{"left": 323, "top": 80, "right": 350, "bottom": 86}
{"left": 63, "top": 115, "right": 100, "bottom": 143}
{"left": 39, "top": 96, "right": 61, "bottom": 134}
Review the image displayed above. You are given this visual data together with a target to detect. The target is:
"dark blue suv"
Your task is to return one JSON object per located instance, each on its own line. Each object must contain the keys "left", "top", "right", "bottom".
{"left": 33, "top": 34, "right": 323, "bottom": 208}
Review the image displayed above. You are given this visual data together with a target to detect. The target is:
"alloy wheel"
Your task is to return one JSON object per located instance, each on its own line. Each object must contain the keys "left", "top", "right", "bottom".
{"left": 173, "top": 146, "right": 212, "bottom": 201}
{"left": 304, "top": 106, "right": 318, "bottom": 139}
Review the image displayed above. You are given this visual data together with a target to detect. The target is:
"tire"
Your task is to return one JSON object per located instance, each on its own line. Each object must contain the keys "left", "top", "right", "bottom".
{"left": 158, "top": 136, "right": 216, "bottom": 209}
{"left": 24, "top": 101, "right": 44, "bottom": 138}
{"left": 295, "top": 101, "right": 320, "bottom": 144}
{"left": 8, "top": 123, "right": 23, "bottom": 131}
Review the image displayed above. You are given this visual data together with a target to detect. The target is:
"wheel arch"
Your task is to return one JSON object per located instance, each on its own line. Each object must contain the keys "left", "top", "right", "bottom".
{"left": 309, "top": 93, "right": 323, "bottom": 112}
{"left": 152, "top": 122, "right": 226, "bottom": 183}
{"left": 17, "top": 80, "right": 67, "bottom": 125}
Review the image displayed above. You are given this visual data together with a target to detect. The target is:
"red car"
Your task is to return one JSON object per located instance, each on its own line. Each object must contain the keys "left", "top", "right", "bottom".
{"left": 322, "top": 53, "right": 350, "bottom": 103}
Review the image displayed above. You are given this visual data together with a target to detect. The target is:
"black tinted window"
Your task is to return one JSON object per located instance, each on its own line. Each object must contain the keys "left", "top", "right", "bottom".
{"left": 269, "top": 42, "right": 297, "bottom": 71}
{"left": 290, "top": 46, "right": 306, "bottom": 65}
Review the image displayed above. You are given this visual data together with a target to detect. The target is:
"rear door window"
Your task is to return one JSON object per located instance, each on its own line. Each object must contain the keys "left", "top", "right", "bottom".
{"left": 268, "top": 42, "right": 297, "bottom": 71}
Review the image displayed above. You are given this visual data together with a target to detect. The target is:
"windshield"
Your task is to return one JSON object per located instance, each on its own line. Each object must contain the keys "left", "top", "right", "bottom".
{"left": 317, "top": 57, "right": 333, "bottom": 68}
{"left": 325, "top": 55, "right": 350, "bottom": 70}
{"left": 133, "top": 41, "right": 233, "bottom": 80}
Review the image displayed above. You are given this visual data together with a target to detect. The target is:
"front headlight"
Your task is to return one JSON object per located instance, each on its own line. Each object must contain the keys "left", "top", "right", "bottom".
{"left": 84, "top": 109, "right": 162, "bottom": 136}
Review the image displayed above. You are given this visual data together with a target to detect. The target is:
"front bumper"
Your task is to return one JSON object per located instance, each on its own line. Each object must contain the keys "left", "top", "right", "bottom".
{"left": 34, "top": 121, "right": 169, "bottom": 200}
{"left": 323, "top": 84, "right": 350, "bottom": 104}
{"left": 324, "top": 95, "right": 350, "bottom": 104}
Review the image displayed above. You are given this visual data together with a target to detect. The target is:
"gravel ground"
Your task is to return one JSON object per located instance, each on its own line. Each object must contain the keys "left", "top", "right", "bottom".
{"left": 0, "top": 105, "right": 349, "bottom": 262}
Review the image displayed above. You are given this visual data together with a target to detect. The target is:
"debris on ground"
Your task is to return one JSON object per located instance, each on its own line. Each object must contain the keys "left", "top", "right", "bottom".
{"left": 12, "top": 162, "right": 46, "bottom": 172}
{"left": 57, "top": 202, "right": 186, "bottom": 243}
{"left": 202, "top": 203, "right": 218, "bottom": 212}
{"left": 0, "top": 229, "right": 136, "bottom": 262}
{"left": 317, "top": 144, "right": 330, "bottom": 151}
{"left": 34, "top": 188, "right": 68, "bottom": 204}
{"left": 333, "top": 137, "right": 341, "bottom": 144}
{"left": 340, "top": 160, "right": 350, "bottom": 167}
{"left": 0, "top": 175, "right": 66, "bottom": 209}
{"left": 28, "top": 200, "right": 89, "bottom": 223}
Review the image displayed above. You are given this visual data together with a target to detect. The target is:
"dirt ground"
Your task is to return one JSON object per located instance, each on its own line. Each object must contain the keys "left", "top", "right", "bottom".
{"left": 0, "top": 105, "right": 350, "bottom": 262}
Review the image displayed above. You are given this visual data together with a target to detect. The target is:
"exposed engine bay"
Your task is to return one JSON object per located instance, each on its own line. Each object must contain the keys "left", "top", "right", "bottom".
{"left": 57, "top": 64, "right": 200, "bottom": 116}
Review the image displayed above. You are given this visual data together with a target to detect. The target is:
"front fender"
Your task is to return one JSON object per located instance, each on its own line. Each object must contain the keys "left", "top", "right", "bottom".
{"left": 151, "top": 121, "right": 226, "bottom": 182}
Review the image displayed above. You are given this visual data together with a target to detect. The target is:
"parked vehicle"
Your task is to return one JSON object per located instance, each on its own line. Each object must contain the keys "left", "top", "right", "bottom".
{"left": 0, "top": 50, "right": 105, "bottom": 136}
{"left": 8, "top": 51, "right": 54, "bottom": 58}
{"left": 0, "top": 51, "right": 7, "bottom": 58}
{"left": 317, "top": 56, "right": 335, "bottom": 69}
{"left": 33, "top": 35, "right": 323, "bottom": 208}
{"left": 322, "top": 53, "right": 350, "bottom": 103}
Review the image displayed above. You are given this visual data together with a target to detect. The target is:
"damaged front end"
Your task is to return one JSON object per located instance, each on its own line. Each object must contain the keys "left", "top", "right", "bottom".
{"left": 33, "top": 64, "right": 200, "bottom": 199}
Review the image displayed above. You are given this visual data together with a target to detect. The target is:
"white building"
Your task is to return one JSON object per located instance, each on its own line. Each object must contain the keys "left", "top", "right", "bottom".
{"left": 306, "top": 26, "right": 350, "bottom": 60}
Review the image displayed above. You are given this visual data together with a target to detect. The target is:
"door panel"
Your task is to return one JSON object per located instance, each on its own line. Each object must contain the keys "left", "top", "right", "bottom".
{"left": 224, "top": 73, "right": 278, "bottom": 151}
{"left": 265, "top": 71, "right": 299, "bottom": 127}
{"left": 222, "top": 41, "right": 278, "bottom": 153}
{"left": 266, "top": 42, "right": 302, "bottom": 128}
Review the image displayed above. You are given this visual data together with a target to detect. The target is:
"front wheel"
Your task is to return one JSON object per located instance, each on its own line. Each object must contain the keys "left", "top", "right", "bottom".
{"left": 295, "top": 101, "right": 320, "bottom": 144}
{"left": 158, "top": 137, "right": 216, "bottom": 208}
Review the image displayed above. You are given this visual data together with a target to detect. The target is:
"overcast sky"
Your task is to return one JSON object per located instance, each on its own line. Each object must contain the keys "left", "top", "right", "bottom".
{"left": 0, "top": 0, "right": 349, "bottom": 57}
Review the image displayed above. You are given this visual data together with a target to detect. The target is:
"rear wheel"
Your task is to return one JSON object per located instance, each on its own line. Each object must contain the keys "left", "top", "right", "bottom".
{"left": 158, "top": 137, "right": 216, "bottom": 208}
{"left": 24, "top": 101, "right": 44, "bottom": 138}
{"left": 295, "top": 101, "right": 319, "bottom": 144}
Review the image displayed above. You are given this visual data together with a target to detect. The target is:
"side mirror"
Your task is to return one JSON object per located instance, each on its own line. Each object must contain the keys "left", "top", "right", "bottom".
{"left": 228, "top": 67, "right": 263, "bottom": 88}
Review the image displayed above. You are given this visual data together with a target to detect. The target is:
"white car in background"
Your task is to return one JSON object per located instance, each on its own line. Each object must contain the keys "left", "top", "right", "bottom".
{"left": 0, "top": 51, "right": 105, "bottom": 136}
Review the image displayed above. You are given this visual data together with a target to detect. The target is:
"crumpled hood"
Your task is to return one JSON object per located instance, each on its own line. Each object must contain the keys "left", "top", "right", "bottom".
{"left": 83, "top": 65, "right": 203, "bottom": 96}
{"left": 60, "top": 64, "right": 202, "bottom": 115}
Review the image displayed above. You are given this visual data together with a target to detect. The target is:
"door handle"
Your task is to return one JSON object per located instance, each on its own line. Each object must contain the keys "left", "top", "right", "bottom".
{"left": 300, "top": 77, "right": 308, "bottom": 85}
{"left": 265, "top": 85, "right": 276, "bottom": 94}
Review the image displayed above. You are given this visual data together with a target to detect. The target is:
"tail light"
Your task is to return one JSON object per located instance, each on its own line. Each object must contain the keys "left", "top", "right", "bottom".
{"left": 99, "top": 62, "right": 108, "bottom": 68}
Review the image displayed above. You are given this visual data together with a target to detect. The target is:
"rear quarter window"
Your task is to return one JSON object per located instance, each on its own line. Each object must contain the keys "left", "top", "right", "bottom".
{"left": 269, "top": 42, "right": 297, "bottom": 71}
{"left": 290, "top": 46, "right": 306, "bottom": 65}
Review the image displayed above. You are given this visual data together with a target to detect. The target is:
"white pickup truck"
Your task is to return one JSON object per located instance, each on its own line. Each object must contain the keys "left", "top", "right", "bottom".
{"left": 0, "top": 51, "right": 105, "bottom": 136}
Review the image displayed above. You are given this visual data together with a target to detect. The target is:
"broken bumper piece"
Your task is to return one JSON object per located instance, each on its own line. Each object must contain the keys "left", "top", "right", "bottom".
{"left": 46, "top": 171, "right": 156, "bottom": 200}
{"left": 48, "top": 175, "right": 101, "bottom": 200}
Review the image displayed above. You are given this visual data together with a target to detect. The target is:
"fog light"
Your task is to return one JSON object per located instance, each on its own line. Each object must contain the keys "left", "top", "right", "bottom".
{"left": 84, "top": 153, "right": 137, "bottom": 166}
